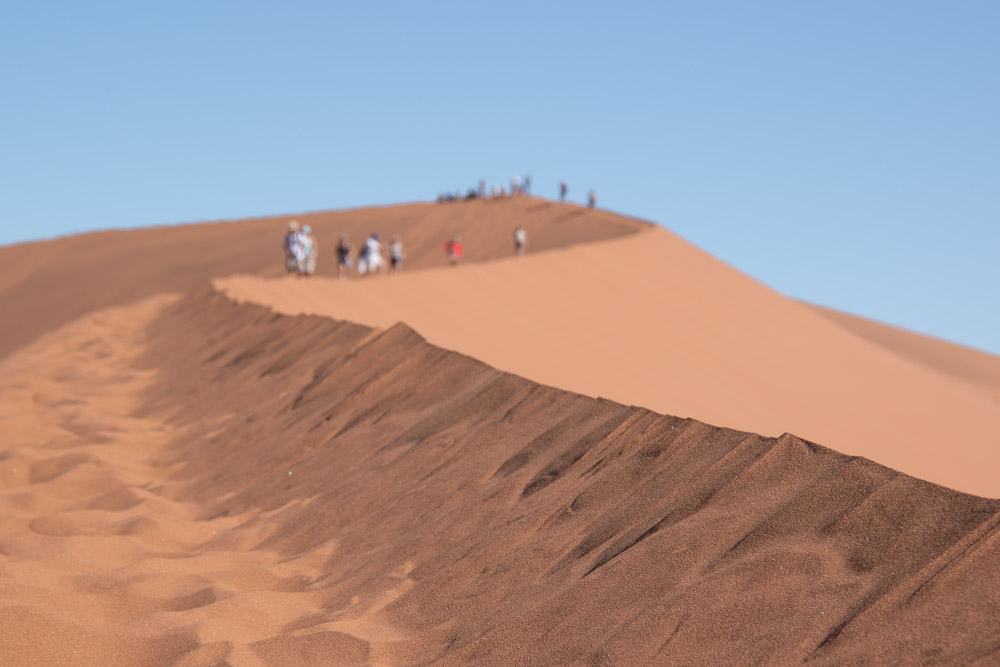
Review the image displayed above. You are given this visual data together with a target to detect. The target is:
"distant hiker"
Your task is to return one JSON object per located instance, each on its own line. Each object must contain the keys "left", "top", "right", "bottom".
{"left": 511, "top": 175, "right": 521, "bottom": 195}
{"left": 523, "top": 175, "right": 532, "bottom": 195}
{"left": 559, "top": 181, "right": 568, "bottom": 201}
{"left": 478, "top": 179, "right": 487, "bottom": 198}
{"left": 358, "top": 232, "right": 383, "bottom": 276}
{"left": 283, "top": 220, "right": 306, "bottom": 275}
{"left": 337, "top": 234, "right": 352, "bottom": 279}
{"left": 444, "top": 235, "right": 463, "bottom": 266}
{"left": 298, "top": 224, "right": 317, "bottom": 276}
{"left": 513, "top": 226, "right": 527, "bottom": 256}
{"left": 588, "top": 190, "right": 597, "bottom": 208}
{"left": 389, "top": 235, "right": 405, "bottom": 274}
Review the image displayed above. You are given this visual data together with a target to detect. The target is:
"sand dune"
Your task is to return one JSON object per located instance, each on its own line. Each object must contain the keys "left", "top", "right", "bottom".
{"left": 1, "top": 288, "right": 997, "bottom": 664}
{"left": 809, "top": 303, "right": 1000, "bottom": 405}
{"left": 0, "top": 197, "right": 646, "bottom": 361}
{"left": 3, "top": 200, "right": 998, "bottom": 663}
{"left": 219, "top": 226, "right": 1000, "bottom": 497}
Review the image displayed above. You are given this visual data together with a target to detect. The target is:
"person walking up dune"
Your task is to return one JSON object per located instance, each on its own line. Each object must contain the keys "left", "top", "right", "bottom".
{"left": 301, "top": 224, "right": 317, "bottom": 276}
{"left": 513, "top": 226, "right": 527, "bottom": 256}
{"left": 283, "top": 220, "right": 305, "bottom": 275}
{"left": 588, "top": 190, "right": 597, "bottom": 208}
{"left": 358, "top": 233, "right": 384, "bottom": 276}
{"left": 389, "top": 235, "right": 405, "bottom": 274}
{"left": 559, "top": 181, "right": 568, "bottom": 201}
{"left": 337, "top": 234, "right": 352, "bottom": 279}
{"left": 444, "top": 235, "right": 463, "bottom": 266}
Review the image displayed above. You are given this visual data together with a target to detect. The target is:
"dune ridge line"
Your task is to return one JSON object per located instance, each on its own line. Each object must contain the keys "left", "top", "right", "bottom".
{"left": 1, "top": 286, "right": 998, "bottom": 664}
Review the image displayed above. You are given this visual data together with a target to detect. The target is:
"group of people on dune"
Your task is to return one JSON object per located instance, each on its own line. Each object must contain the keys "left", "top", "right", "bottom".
{"left": 332, "top": 232, "right": 407, "bottom": 278}
{"left": 437, "top": 177, "right": 597, "bottom": 208}
{"left": 438, "top": 175, "right": 533, "bottom": 203}
{"left": 283, "top": 223, "right": 530, "bottom": 277}
{"left": 282, "top": 221, "right": 318, "bottom": 276}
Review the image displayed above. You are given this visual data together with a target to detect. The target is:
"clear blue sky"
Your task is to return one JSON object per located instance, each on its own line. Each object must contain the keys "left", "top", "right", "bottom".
{"left": 2, "top": 1, "right": 997, "bottom": 354}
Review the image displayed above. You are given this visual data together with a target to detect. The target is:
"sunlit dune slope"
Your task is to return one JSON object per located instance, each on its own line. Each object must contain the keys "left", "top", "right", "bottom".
{"left": 808, "top": 303, "right": 1000, "bottom": 405}
{"left": 1, "top": 288, "right": 997, "bottom": 664}
{"left": 0, "top": 197, "right": 646, "bottom": 360}
{"left": 220, "top": 226, "right": 1000, "bottom": 497}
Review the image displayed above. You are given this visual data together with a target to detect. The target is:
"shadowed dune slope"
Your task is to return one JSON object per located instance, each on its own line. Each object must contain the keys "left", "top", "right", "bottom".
{"left": 808, "top": 303, "right": 1000, "bottom": 405}
{"left": 0, "top": 197, "right": 646, "bottom": 360}
{"left": 219, "top": 226, "right": 1000, "bottom": 497}
{"left": 1, "top": 287, "right": 998, "bottom": 665}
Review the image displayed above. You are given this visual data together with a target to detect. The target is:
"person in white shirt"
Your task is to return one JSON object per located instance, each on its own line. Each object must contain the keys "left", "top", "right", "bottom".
{"left": 513, "top": 226, "right": 527, "bottom": 256}
{"left": 358, "top": 233, "right": 383, "bottom": 276}
{"left": 283, "top": 220, "right": 305, "bottom": 274}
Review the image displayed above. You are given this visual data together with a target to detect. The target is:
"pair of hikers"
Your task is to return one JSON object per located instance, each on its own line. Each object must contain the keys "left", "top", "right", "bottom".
{"left": 283, "top": 221, "right": 317, "bottom": 276}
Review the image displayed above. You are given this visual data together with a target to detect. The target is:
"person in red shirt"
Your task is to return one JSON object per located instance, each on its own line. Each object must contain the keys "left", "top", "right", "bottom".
{"left": 444, "top": 235, "right": 463, "bottom": 265}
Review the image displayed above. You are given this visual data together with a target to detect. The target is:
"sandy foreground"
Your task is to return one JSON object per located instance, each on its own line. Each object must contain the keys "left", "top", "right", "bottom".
{"left": 1, "top": 201, "right": 999, "bottom": 664}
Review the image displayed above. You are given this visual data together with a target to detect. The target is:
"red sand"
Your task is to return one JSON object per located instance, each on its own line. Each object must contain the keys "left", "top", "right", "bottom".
{"left": 1, "top": 200, "right": 998, "bottom": 663}
{"left": 219, "top": 226, "right": 1000, "bottom": 497}
{"left": 0, "top": 197, "right": 646, "bottom": 361}
{"left": 809, "top": 303, "right": 1000, "bottom": 405}
{"left": 1, "top": 288, "right": 997, "bottom": 664}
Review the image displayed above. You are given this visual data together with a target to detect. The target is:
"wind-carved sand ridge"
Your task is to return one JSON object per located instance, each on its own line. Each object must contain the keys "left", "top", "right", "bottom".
{"left": 2, "top": 200, "right": 999, "bottom": 663}
{"left": 0, "top": 286, "right": 998, "bottom": 664}
{"left": 219, "top": 225, "right": 1000, "bottom": 498}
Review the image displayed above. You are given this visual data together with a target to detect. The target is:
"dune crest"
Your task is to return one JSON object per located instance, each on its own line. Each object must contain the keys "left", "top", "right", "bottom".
{"left": 219, "top": 226, "right": 1000, "bottom": 497}
{"left": 0, "top": 197, "right": 647, "bottom": 361}
{"left": 1, "top": 287, "right": 998, "bottom": 664}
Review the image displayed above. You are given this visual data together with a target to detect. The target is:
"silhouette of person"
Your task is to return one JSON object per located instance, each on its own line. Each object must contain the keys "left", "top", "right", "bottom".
{"left": 559, "top": 181, "right": 568, "bottom": 201}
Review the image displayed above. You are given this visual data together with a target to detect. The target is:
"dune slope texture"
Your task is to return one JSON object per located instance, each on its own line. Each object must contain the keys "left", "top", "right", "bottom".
{"left": 220, "top": 226, "right": 1000, "bottom": 497}
{"left": 1, "top": 288, "right": 998, "bottom": 665}
{"left": 0, "top": 197, "right": 646, "bottom": 360}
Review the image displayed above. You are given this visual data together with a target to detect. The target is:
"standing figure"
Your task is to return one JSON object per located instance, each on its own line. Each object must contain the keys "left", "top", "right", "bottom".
{"left": 559, "top": 181, "right": 568, "bottom": 201}
{"left": 283, "top": 220, "right": 305, "bottom": 275}
{"left": 389, "top": 235, "right": 405, "bottom": 274}
{"left": 358, "top": 233, "right": 383, "bottom": 276}
{"left": 513, "top": 226, "right": 527, "bottom": 256}
{"left": 444, "top": 235, "right": 463, "bottom": 266}
{"left": 337, "top": 234, "right": 352, "bottom": 279}
{"left": 511, "top": 175, "right": 521, "bottom": 196}
{"left": 523, "top": 175, "right": 532, "bottom": 195}
{"left": 299, "top": 225, "right": 318, "bottom": 276}
{"left": 588, "top": 190, "right": 597, "bottom": 208}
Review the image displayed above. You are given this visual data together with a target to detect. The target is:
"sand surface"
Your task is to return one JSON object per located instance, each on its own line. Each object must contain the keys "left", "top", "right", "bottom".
{"left": 0, "top": 197, "right": 646, "bottom": 361}
{"left": 2, "top": 200, "right": 999, "bottom": 663}
{"left": 1, "top": 288, "right": 998, "bottom": 664}
{"left": 809, "top": 303, "right": 1000, "bottom": 405}
{"left": 220, "top": 226, "right": 1000, "bottom": 497}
